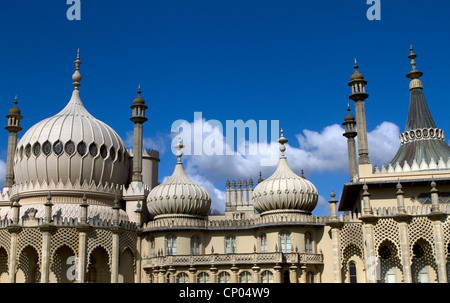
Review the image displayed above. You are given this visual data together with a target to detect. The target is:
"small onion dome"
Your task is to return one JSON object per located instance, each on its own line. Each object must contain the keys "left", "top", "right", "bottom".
{"left": 147, "top": 138, "right": 211, "bottom": 219}
{"left": 133, "top": 85, "right": 146, "bottom": 105}
{"left": 8, "top": 97, "right": 21, "bottom": 115}
{"left": 344, "top": 105, "right": 355, "bottom": 121}
{"left": 350, "top": 59, "right": 364, "bottom": 81}
{"left": 252, "top": 130, "right": 318, "bottom": 215}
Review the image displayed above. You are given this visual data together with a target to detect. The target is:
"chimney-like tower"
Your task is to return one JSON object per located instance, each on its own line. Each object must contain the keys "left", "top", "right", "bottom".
{"left": 4, "top": 96, "right": 23, "bottom": 189}
{"left": 343, "top": 104, "right": 358, "bottom": 182}
{"left": 130, "top": 85, "right": 148, "bottom": 183}
{"left": 348, "top": 59, "right": 370, "bottom": 165}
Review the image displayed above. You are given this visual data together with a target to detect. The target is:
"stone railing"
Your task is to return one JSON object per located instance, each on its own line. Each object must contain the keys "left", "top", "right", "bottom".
{"left": 142, "top": 251, "right": 323, "bottom": 268}
{"left": 143, "top": 213, "right": 330, "bottom": 231}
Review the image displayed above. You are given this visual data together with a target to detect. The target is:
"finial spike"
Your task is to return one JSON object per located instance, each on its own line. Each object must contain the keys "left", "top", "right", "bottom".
{"left": 277, "top": 128, "right": 288, "bottom": 157}
{"left": 175, "top": 136, "right": 184, "bottom": 163}
{"left": 72, "top": 49, "right": 82, "bottom": 90}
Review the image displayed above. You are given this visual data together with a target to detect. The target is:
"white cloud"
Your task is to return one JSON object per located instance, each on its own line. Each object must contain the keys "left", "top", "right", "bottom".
{"left": 125, "top": 131, "right": 168, "bottom": 154}
{"left": 155, "top": 118, "right": 401, "bottom": 215}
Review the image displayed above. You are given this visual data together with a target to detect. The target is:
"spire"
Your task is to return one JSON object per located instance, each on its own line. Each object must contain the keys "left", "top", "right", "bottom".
{"left": 277, "top": 129, "right": 288, "bottom": 158}
{"left": 175, "top": 136, "right": 184, "bottom": 163}
{"left": 389, "top": 47, "right": 450, "bottom": 167}
{"left": 72, "top": 49, "right": 82, "bottom": 90}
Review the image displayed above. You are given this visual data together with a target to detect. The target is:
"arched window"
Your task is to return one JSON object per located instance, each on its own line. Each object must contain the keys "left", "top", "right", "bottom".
{"left": 349, "top": 261, "right": 357, "bottom": 283}
{"left": 225, "top": 236, "right": 236, "bottom": 254}
{"left": 191, "top": 236, "right": 200, "bottom": 255}
{"left": 176, "top": 272, "right": 189, "bottom": 283}
{"left": 260, "top": 233, "right": 267, "bottom": 253}
{"left": 305, "top": 232, "right": 313, "bottom": 253}
{"left": 197, "top": 272, "right": 209, "bottom": 283}
{"left": 218, "top": 272, "right": 230, "bottom": 283}
{"left": 279, "top": 232, "right": 291, "bottom": 253}
{"left": 166, "top": 235, "right": 176, "bottom": 255}
{"left": 239, "top": 271, "right": 252, "bottom": 283}
{"left": 261, "top": 270, "right": 273, "bottom": 283}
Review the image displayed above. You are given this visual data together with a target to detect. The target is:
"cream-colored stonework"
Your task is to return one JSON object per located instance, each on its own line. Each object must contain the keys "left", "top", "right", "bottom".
{"left": 0, "top": 49, "right": 449, "bottom": 284}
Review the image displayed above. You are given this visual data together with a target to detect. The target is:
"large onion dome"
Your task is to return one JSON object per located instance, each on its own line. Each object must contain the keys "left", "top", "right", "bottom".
{"left": 147, "top": 138, "right": 211, "bottom": 219}
{"left": 252, "top": 130, "right": 318, "bottom": 215}
{"left": 13, "top": 50, "right": 129, "bottom": 189}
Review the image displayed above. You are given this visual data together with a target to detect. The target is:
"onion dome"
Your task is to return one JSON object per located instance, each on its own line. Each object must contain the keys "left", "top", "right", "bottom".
{"left": 252, "top": 130, "right": 318, "bottom": 215}
{"left": 344, "top": 104, "right": 355, "bottom": 121}
{"left": 133, "top": 85, "right": 146, "bottom": 106}
{"left": 350, "top": 59, "right": 365, "bottom": 81}
{"left": 14, "top": 50, "right": 129, "bottom": 188}
{"left": 8, "top": 96, "right": 21, "bottom": 115}
{"left": 147, "top": 138, "right": 211, "bottom": 219}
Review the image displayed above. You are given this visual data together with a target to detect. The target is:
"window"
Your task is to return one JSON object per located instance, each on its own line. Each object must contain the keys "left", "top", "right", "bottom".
{"left": 149, "top": 237, "right": 155, "bottom": 257}
{"left": 218, "top": 272, "right": 230, "bottom": 283}
{"left": 386, "top": 267, "right": 396, "bottom": 283}
{"left": 166, "top": 235, "right": 176, "bottom": 255}
{"left": 53, "top": 141, "right": 63, "bottom": 156}
{"left": 305, "top": 232, "right": 313, "bottom": 253}
{"left": 225, "top": 236, "right": 236, "bottom": 254}
{"left": 32, "top": 142, "right": 41, "bottom": 157}
{"left": 349, "top": 261, "right": 357, "bottom": 283}
{"left": 239, "top": 271, "right": 252, "bottom": 283}
{"left": 419, "top": 267, "right": 428, "bottom": 283}
{"left": 42, "top": 141, "right": 52, "bottom": 156}
{"left": 280, "top": 232, "right": 291, "bottom": 253}
{"left": 77, "top": 141, "right": 87, "bottom": 156}
{"left": 177, "top": 273, "right": 188, "bottom": 283}
{"left": 260, "top": 234, "right": 267, "bottom": 253}
{"left": 100, "top": 144, "right": 108, "bottom": 159}
{"left": 65, "top": 141, "right": 75, "bottom": 156}
{"left": 89, "top": 143, "right": 98, "bottom": 157}
{"left": 110, "top": 147, "right": 116, "bottom": 161}
{"left": 191, "top": 236, "right": 200, "bottom": 255}
{"left": 261, "top": 270, "right": 273, "bottom": 283}
{"left": 197, "top": 272, "right": 209, "bottom": 283}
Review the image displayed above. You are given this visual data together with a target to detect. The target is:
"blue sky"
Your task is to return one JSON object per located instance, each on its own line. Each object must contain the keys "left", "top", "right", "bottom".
{"left": 1, "top": 0, "right": 450, "bottom": 215}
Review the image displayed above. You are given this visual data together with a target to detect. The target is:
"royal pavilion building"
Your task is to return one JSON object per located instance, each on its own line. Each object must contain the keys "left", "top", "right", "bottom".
{"left": 0, "top": 47, "right": 449, "bottom": 283}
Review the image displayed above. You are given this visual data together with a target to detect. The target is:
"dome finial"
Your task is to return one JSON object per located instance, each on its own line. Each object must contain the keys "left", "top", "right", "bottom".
{"left": 406, "top": 45, "right": 424, "bottom": 88}
{"left": 277, "top": 128, "right": 288, "bottom": 157}
{"left": 72, "top": 49, "right": 82, "bottom": 90}
{"left": 175, "top": 136, "right": 184, "bottom": 163}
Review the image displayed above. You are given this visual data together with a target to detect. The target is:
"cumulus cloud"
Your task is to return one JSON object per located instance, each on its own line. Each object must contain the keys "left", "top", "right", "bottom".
{"left": 124, "top": 131, "right": 169, "bottom": 154}
{"left": 156, "top": 117, "right": 401, "bottom": 214}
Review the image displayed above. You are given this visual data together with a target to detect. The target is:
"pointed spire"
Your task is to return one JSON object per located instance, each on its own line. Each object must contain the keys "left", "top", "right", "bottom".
{"left": 72, "top": 49, "right": 82, "bottom": 90}
{"left": 133, "top": 84, "right": 146, "bottom": 105}
{"left": 258, "top": 172, "right": 263, "bottom": 184}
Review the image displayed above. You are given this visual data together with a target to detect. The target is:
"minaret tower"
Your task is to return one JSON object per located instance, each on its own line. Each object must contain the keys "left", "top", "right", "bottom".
{"left": 348, "top": 59, "right": 370, "bottom": 165}
{"left": 343, "top": 104, "right": 358, "bottom": 182}
{"left": 130, "top": 85, "right": 148, "bottom": 182}
{"left": 4, "top": 96, "right": 23, "bottom": 189}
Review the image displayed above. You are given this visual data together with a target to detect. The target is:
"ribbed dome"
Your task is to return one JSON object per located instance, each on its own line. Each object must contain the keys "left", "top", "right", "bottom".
{"left": 13, "top": 53, "right": 129, "bottom": 189}
{"left": 252, "top": 131, "right": 318, "bottom": 215}
{"left": 147, "top": 139, "right": 211, "bottom": 219}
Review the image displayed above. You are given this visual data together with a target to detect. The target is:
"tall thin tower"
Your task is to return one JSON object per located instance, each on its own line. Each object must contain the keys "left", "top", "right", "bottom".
{"left": 4, "top": 96, "right": 23, "bottom": 189}
{"left": 348, "top": 59, "right": 370, "bottom": 165}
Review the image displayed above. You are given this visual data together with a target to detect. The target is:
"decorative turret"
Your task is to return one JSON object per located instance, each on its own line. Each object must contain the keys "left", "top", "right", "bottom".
{"left": 390, "top": 47, "right": 450, "bottom": 168}
{"left": 4, "top": 96, "right": 23, "bottom": 189}
{"left": 130, "top": 85, "right": 148, "bottom": 182}
{"left": 348, "top": 59, "right": 370, "bottom": 165}
{"left": 252, "top": 130, "right": 318, "bottom": 216}
{"left": 146, "top": 137, "right": 211, "bottom": 220}
{"left": 343, "top": 104, "right": 358, "bottom": 182}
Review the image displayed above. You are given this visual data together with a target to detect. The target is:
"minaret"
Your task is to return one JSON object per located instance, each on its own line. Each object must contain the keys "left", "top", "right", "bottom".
{"left": 348, "top": 59, "right": 370, "bottom": 164}
{"left": 130, "top": 85, "right": 148, "bottom": 182}
{"left": 4, "top": 96, "right": 23, "bottom": 189}
{"left": 343, "top": 104, "right": 358, "bottom": 182}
